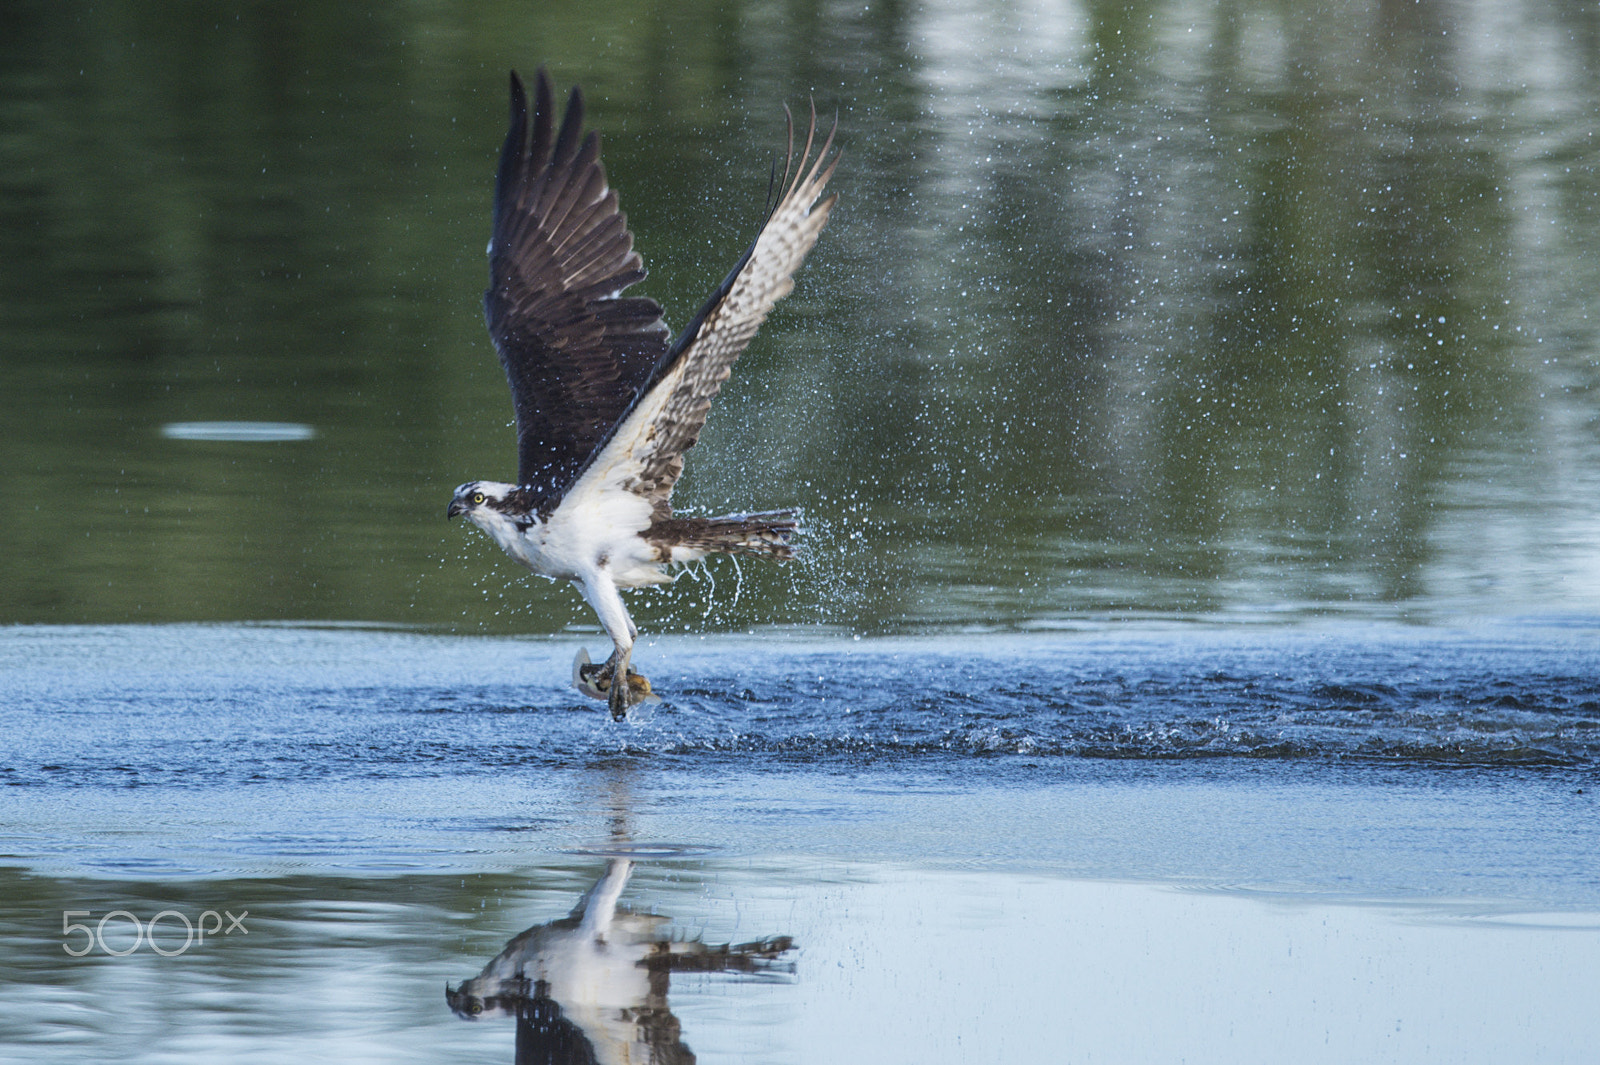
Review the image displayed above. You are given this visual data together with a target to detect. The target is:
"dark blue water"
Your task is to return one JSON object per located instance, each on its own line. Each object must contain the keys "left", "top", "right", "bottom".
{"left": 7, "top": 621, "right": 1599, "bottom": 786}
{"left": 7, "top": 620, "right": 1599, "bottom": 898}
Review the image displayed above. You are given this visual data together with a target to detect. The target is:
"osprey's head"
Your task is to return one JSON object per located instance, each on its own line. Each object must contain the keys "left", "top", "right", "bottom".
{"left": 449, "top": 480, "right": 537, "bottom": 565}
{"left": 444, "top": 976, "right": 526, "bottom": 1020}
{"left": 446, "top": 480, "right": 520, "bottom": 521}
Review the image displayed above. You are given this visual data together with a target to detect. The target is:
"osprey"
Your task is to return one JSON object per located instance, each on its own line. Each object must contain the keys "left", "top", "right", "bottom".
{"left": 447, "top": 68, "right": 839, "bottom": 719}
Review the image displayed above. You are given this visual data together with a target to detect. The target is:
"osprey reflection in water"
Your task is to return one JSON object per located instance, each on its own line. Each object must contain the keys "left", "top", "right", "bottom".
{"left": 447, "top": 69, "right": 839, "bottom": 718}
{"left": 447, "top": 858, "right": 794, "bottom": 1063}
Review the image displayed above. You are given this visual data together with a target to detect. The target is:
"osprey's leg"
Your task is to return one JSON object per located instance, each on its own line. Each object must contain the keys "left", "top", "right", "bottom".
{"left": 577, "top": 571, "right": 652, "bottom": 720}
{"left": 606, "top": 643, "right": 635, "bottom": 720}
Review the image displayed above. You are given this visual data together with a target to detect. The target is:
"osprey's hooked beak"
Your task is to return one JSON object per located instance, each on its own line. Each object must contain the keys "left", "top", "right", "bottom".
{"left": 446, "top": 498, "right": 467, "bottom": 519}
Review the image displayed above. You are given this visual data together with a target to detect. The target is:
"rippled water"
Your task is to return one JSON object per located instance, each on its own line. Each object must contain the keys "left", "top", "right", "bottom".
{"left": 8, "top": 622, "right": 1600, "bottom": 779}
{"left": 6, "top": 621, "right": 1600, "bottom": 897}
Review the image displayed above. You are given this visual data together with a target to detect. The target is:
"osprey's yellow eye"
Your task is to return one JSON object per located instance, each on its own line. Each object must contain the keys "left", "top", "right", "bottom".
{"left": 470, "top": 492, "right": 485, "bottom": 505}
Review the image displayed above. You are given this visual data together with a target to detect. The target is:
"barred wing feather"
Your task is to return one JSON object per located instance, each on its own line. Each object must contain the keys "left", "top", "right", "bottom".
{"left": 569, "top": 109, "right": 840, "bottom": 519}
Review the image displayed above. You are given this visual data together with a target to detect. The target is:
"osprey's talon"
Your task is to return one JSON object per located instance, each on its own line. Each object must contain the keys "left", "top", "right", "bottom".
{"left": 606, "top": 669, "right": 654, "bottom": 720}
{"left": 574, "top": 648, "right": 655, "bottom": 714}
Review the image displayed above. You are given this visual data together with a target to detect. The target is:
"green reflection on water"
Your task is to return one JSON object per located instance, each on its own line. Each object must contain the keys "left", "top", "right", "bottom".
{"left": 2, "top": 0, "right": 1597, "bottom": 632}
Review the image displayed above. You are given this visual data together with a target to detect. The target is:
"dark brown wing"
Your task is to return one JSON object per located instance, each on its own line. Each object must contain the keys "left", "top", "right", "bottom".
{"left": 483, "top": 68, "right": 670, "bottom": 509}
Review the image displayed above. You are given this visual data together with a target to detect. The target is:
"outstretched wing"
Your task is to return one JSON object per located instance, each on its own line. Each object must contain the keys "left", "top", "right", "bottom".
{"left": 565, "top": 107, "right": 840, "bottom": 521}
{"left": 484, "top": 68, "right": 671, "bottom": 511}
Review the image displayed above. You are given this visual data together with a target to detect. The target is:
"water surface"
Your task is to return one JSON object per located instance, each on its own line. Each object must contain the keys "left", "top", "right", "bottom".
{"left": 5, "top": 623, "right": 1600, "bottom": 1062}
{"left": 4, "top": 0, "right": 1600, "bottom": 1061}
